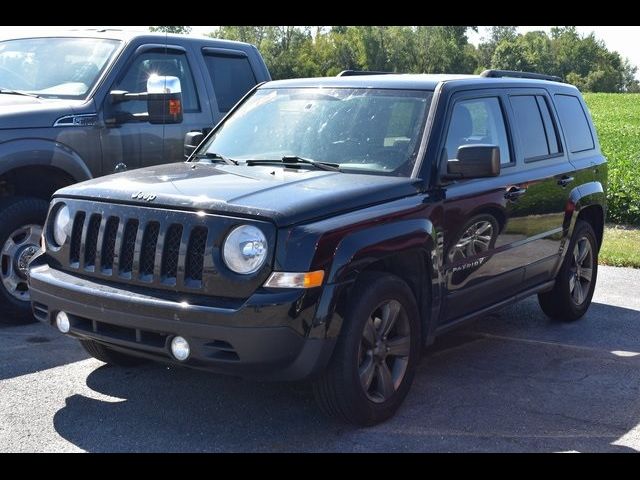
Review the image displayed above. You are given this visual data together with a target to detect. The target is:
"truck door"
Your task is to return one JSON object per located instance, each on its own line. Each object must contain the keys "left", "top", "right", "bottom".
{"left": 99, "top": 44, "right": 212, "bottom": 173}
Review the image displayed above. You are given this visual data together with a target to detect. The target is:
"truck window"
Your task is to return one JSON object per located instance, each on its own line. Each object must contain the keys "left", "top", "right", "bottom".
{"left": 203, "top": 54, "right": 257, "bottom": 112}
{"left": 554, "top": 94, "right": 595, "bottom": 153}
{"left": 114, "top": 51, "right": 200, "bottom": 115}
{"left": 445, "top": 97, "right": 511, "bottom": 165}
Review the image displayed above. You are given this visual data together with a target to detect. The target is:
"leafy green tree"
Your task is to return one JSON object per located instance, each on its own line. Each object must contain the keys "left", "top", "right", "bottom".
{"left": 149, "top": 26, "right": 191, "bottom": 34}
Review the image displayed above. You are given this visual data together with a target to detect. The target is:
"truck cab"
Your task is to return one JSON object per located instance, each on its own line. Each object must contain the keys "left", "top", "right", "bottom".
{"left": 0, "top": 30, "right": 270, "bottom": 321}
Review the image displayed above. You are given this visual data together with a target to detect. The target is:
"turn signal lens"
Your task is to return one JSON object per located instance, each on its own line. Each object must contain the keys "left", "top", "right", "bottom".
{"left": 263, "top": 270, "right": 325, "bottom": 289}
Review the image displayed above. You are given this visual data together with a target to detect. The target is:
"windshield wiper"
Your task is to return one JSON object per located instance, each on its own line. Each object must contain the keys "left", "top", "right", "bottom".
{"left": 246, "top": 156, "right": 341, "bottom": 172}
{"left": 194, "top": 152, "right": 238, "bottom": 166}
{"left": 0, "top": 88, "right": 40, "bottom": 98}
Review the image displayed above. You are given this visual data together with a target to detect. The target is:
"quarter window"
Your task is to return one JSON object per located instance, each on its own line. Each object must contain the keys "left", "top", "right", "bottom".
{"left": 510, "top": 95, "right": 561, "bottom": 160}
{"left": 445, "top": 97, "right": 511, "bottom": 165}
{"left": 554, "top": 94, "right": 595, "bottom": 153}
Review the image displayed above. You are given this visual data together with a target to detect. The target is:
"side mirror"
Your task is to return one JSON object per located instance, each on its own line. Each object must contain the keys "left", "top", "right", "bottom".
{"left": 108, "top": 75, "right": 183, "bottom": 125}
{"left": 146, "top": 75, "right": 183, "bottom": 124}
{"left": 446, "top": 145, "right": 500, "bottom": 179}
{"left": 184, "top": 131, "right": 204, "bottom": 159}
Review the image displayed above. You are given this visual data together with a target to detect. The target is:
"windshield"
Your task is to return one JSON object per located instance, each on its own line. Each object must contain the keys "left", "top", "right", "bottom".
{"left": 202, "top": 87, "right": 433, "bottom": 176}
{"left": 0, "top": 37, "right": 121, "bottom": 99}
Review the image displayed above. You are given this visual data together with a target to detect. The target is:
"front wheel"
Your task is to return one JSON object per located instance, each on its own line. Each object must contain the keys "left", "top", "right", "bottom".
{"left": 0, "top": 196, "right": 49, "bottom": 324}
{"left": 313, "top": 273, "right": 421, "bottom": 426}
{"left": 538, "top": 220, "right": 598, "bottom": 321}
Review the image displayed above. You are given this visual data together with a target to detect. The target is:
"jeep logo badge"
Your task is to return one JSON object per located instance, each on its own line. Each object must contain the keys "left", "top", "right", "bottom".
{"left": 132, "top": 191, "right": 157, "bottom": 202}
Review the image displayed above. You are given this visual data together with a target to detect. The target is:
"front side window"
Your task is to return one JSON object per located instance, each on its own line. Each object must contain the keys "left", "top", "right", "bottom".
{"left": 202, "top": 87, "right": 432, "bottom": 177}
{"left": 114, "top": 51, "right": 199, "bottom": 115}
{"left": 445, "top": 97, "right": 512, "bottom": 165}
{"left": 0, "top": 37, "right": 120, "bottom": 99}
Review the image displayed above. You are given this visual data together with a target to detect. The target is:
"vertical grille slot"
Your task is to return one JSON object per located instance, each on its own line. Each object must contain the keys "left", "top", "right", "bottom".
{"left": 69, "top": 211, "right": 85, "bottom": 266}
{"left": 119, "top": 219, "right": 139, "bottom": 276}
{"left": 83, "top": 214, "right": 102, "bottom": 269}
{"left": 139, "top": 222, "right": 160, "bottom": 279}
{"left": 100, "top": 217, "right": 119, "bottom": 273}
{"left": 185, "top": 226, "right": 208, "bottom": 283}
{"left": 161, "top": 224, "right": 183, "bottom": 281}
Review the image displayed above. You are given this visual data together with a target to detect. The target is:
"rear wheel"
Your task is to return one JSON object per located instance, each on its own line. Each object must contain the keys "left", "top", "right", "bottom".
{"left": 0, "top": 196, "right": 49, "bottom": 323}
{"left": 313, "top": 273, "right": 421, "bottom": 426}
{"left": 80, "top": 339, "right": 147, "bottom": 367}
{"left": 538, "top": 220, "right": 598, "bottom": 321}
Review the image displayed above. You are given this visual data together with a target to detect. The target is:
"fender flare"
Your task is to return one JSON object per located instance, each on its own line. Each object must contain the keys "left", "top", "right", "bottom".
{"left": 311, "top": 218, "right": 440, "bottom": 343}
{"left": 0, "top": 138, "right": 92, "bottom": 182}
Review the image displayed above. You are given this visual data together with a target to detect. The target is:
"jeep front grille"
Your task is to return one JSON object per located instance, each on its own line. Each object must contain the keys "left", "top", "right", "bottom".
{"left": 67, "top": 210, "right": 208, "bottom": 288}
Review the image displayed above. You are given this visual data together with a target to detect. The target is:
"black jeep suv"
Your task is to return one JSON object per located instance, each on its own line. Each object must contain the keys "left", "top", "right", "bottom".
{"left": 29, "top": 70, "right": 607, "bottom": 426}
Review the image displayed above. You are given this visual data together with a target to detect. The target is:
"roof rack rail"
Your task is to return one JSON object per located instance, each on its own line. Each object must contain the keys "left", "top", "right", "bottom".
{"left": 336, "top": 70, "right": 393, "bottom": 77}
{"left": 481, "top": 69, "right": 563, "bottom": 83}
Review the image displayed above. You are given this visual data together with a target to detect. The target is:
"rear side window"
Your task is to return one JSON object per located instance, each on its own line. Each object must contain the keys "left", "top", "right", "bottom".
{"left": 203, "top": 53, "right": 257, "bottom": 112}
{"left": 510, "top": 95, "right": 561, "bottom": 160}
{"left": 554, "top": 94, "right": 595, "bottom": 153}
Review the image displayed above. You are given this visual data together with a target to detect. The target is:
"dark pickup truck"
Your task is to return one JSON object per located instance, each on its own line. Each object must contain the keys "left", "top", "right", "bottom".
{"left": 0, "top": 30, "right": 270, "bottom": 320}
{"left": 30, "top": 70, "right": 606, "bottom": 425}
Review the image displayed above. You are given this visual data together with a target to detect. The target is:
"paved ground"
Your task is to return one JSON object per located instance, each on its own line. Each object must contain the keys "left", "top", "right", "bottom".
{"left": 1, "top": 265, "right": 639, "bottom": 452}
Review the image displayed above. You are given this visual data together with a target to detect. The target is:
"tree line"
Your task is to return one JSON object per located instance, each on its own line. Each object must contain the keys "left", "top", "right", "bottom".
{"left": 150, "top": 26, "right": 639, "bottom": 92}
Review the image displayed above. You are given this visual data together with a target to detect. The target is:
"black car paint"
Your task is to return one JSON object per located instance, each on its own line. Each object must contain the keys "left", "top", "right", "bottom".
{"left": 29, "top": 74, "right": 607, "bottom": 380}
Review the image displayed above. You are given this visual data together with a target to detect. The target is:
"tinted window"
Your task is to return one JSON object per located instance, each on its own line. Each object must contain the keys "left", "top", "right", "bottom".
{"left": 536, "top": 96, "right": 560, "bottom": 155}
{"left": 445, "top": 97, "right": 511, "bottom": 165}
{"left": 203, "top": 54, "right": 257, "bottom": 112}
{"left": 510, "top": 95, "right": 551, "bottom": 159}
{"left": 115, "top": 51, "right": 199, "bottom": 115}
{"left": 554, "top": 94, "right": 595, "bottom": 153}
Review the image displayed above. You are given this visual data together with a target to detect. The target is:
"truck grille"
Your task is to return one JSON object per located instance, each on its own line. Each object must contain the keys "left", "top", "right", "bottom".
{"left": 67, "top": 209, "right": 208, "bottom": 288}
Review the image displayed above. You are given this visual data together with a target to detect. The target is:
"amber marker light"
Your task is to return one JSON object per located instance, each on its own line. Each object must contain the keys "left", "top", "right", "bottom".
{"left": 263, "top": 270, "right": 325, "bottom": 289}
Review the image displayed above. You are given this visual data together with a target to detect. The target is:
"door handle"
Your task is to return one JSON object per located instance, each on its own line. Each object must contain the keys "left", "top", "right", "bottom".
{"left": 504, "top": 186, "right": 527, "bottom": 201}
{"left": 557, "top": 175, "right": 575, "bottom": 187}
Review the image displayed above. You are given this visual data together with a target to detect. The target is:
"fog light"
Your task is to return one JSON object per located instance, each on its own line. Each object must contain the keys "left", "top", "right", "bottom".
{"left": 56, "top": 311, "right": 70, "bottom": 333}
{"left": 171, "top": 336, "right": 190, "bottom": 361}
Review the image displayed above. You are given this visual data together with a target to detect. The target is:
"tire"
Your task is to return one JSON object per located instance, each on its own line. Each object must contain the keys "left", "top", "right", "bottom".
{"left": 538, "top": 220, "right": 598, "bottom": 321}
{"left": 80, "top": 339, "right": 147, "bottom": 367}
{"left": 313, "top": 272, "right": 421, "bottom": 426}
{"left": 0, "top": 196, "right": 49, "bottom": 324}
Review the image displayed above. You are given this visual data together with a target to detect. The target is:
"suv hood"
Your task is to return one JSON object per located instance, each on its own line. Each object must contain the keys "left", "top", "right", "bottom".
{"left": 56, "top": 162, "right": 423, "bottom": 227}
{"left": 0, "top": 95, "right": 84, "bottom": 129}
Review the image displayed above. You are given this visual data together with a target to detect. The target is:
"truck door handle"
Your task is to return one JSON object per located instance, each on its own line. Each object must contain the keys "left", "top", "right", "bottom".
{"left": 557, "top": 175, "right": 575, "bottom": 187}
{"left": 504, "top": 186, "right": 527, "bottom": 201}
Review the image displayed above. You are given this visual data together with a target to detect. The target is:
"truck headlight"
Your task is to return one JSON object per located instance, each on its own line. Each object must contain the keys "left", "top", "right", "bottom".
{"left": 222, "top": 225, "right": 268, "bottom": 274}
{"left": 52, "top": 204, "right": 72, "bottom": 247}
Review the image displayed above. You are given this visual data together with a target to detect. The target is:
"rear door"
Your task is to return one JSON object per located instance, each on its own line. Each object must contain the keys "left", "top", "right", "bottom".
{"left": 504, "top": 89, "right": 576, "bottom": 289}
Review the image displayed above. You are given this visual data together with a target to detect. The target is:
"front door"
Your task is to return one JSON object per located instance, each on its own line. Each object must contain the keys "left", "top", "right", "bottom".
{"left": 99, "top": 45, "right": 211, "bottom": 174}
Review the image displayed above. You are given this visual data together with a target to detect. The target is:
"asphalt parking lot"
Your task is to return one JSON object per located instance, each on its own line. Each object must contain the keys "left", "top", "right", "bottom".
{"left": 1, "top": 265, "right": 639, "bottom": 452}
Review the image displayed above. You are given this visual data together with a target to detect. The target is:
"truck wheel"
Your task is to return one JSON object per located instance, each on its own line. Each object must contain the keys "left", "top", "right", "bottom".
{"left": 313, "top": 272, "right": 421, "bottom": 426}
{"left": 0, "top": 196, "right": 49, "bottom": 324}
{"left": 538, "top": 220, "right": 598, "bottom": 321}
{"left": 79, "top": 339, "right": 147, "bottom": 367}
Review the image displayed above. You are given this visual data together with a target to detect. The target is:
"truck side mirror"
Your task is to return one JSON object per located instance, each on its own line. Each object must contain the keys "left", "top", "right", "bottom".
{"left": 184, "top": 131, "right": 204, "bottom": 159}
{"left": 445, "top": 145, "right": 501, "bottom": 179}
{"left": 146, "top": 75, "right": 183, "bottom": 124}
{"left": 108, "top": 75, "right": 183, "bottom": 125}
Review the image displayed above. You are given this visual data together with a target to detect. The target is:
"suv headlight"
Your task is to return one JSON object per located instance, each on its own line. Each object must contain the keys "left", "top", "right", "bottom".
{"left": 222, "top": 225, "right": 268, "bottom": 274}
{"left": 52, "top": 204, "right": 72, "bottom": 247}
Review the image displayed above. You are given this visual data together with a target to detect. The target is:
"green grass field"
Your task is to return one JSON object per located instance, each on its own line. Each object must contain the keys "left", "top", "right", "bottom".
{"left": 583, "top": 93, "right": 640, "bottom": 226}
{"left": 601, "top": 225, "right": 640, "bottom": 268}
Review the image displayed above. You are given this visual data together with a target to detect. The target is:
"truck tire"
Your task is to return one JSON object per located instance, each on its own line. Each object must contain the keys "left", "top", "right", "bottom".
{"left": 79, "top": 339, "right": 147, "bottom": 367}
{"left": 0, "top": 196, "right": 49, "bottom": 324}
{"left": 313, "top": 272, "right": 421, "bottom": 426}
{"left": 538, "top": 220, "right": 598, "bottom": 321}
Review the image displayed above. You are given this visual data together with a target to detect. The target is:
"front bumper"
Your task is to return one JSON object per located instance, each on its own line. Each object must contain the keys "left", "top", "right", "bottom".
{"left": 28, "top": 262, "right": 335, "bottom": 381}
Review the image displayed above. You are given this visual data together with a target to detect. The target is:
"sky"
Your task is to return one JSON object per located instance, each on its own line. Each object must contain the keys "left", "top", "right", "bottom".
{"left": 1, "top": 25, "right": 638, "bottom": 78}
